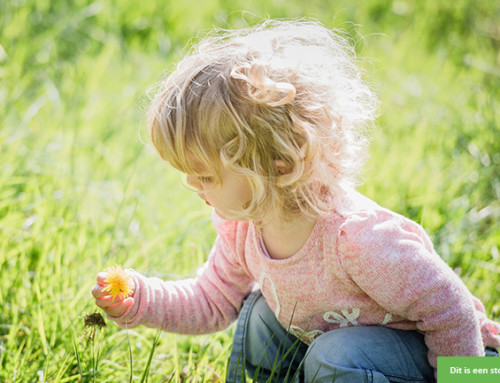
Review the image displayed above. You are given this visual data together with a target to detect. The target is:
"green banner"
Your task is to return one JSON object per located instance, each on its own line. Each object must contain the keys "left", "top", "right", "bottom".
{"left": 437, "top": 357, "right": 500, "bottom": 382}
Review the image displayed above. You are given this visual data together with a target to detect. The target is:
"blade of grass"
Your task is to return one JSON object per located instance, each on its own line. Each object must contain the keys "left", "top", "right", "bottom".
{"left": 126, "top": 324, "right": 133, "bottom": 383}
{"left": 139, "top": 329, "right": 162, "bottom": 383}
{"left": 71, "top": 328, "right": 83, "bottom": 380}
{"left": 52, "top": 352, "right": 73, "bottom": 382}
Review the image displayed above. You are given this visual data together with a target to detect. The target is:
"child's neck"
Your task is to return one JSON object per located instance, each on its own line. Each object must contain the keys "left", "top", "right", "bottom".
{"left": 258, "top": 213, "right": 317, "bottom": 260}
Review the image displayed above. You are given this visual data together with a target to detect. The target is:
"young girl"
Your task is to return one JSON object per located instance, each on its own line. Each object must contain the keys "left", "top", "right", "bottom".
{"left": 92, "top": 20, "right": 500, "bottom": 382}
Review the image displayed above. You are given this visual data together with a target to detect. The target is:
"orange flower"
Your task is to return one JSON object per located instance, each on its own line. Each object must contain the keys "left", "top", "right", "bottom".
{"left": 101, "top": 265, "right": 134, "bottom": 301}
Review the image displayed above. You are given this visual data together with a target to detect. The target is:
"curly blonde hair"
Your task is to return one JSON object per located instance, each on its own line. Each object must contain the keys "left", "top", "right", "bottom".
{"left": 148, "top": 19, "right": 379, "bottom": 221}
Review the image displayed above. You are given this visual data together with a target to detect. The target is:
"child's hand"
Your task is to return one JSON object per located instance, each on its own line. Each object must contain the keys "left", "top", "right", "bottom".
{"left": 92, "top": 272, "right": 135, "bottom": 317}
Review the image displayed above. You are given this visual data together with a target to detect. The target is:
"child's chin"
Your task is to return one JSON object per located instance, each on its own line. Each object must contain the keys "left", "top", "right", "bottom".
{"left": 215, "top": 209, "right": 242, "bottom": 222}
{"left": 215, "top": 210, "right": 230, "bottom": 220}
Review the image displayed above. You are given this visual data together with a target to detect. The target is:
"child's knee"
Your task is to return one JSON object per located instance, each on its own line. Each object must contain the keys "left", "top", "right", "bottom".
{"left": 239, "top": 291, "right": 308, "bottom": 373}
{"left": 303, "top": 326, "right": 434, "bottom": 382}
{"left": 305, "top": 329, "right": 357, "bottom": 369}
{"left": 304, "top": 326, "right": 390, "bottom": 376}
{"left": 240, "top": 292, "right": 279, "bottom": 362}
{"left": 303, "top": 328, "right": 384, "bottom": 381}
{"left": 244, "top": 291, "right": 277, "bottom": 339}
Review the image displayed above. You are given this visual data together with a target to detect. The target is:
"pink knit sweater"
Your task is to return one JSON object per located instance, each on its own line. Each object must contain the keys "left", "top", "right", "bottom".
{"left": 110, "top": 189, "right": 500, "bottom": 368}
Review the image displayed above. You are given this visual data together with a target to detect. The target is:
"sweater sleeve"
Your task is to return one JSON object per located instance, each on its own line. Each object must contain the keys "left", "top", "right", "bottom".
{"left": 337, "top": 210, "right": 485, "bottom": 368}
{"left": 107, "top": 222, "right": 255, "bottom": 334}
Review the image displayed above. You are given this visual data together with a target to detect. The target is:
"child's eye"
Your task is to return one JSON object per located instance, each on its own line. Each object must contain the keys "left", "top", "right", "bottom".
{"left": 197, "top": 176, "right": 214, "bottom": 184}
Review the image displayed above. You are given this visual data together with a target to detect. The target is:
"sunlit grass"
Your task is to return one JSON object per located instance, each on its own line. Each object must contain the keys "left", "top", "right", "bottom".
{"left": 1, "top": 0, "right": 499, "bottom": 381}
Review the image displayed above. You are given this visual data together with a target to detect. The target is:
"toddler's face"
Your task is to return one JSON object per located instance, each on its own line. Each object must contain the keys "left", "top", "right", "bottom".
{"left": 185, "top": 165, "right": 253, "bottom": 221}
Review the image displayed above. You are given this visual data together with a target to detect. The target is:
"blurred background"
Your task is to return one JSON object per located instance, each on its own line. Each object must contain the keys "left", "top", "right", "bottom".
{"left": 1, "top": 0, "right": 499, "bottom": 381}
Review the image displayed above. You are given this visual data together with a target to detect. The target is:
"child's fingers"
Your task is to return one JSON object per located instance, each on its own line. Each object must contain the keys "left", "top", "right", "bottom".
{"left": 91, "top": 284, "right": 109, "bottom": 299}
{"left": 94, "top": 294, "right": 118, "bottom": 308}
{"left": 92, "top": 270, "right": 134, "bottom": 317}
{"left": 103, "top": 297, "right": 134, "bottom": 317}
{"left": 96, "top": 272, "right": 108, "bottom": 286}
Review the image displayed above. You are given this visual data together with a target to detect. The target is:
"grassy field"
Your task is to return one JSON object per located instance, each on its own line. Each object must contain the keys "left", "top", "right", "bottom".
{"left": 1, "top": 0, "right": 499, "bottom": 381}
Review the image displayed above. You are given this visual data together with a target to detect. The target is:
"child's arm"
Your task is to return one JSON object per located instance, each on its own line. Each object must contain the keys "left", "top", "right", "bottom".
{"left": 337, "top": 210, "right": 495, "bottom": 367}
{"left": 92, "top": 228, "right": 255, "bottom": 333}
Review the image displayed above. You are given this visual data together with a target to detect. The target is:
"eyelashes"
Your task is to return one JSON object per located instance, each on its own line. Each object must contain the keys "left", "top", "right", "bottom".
{"left": 197, "top": 176, "right": 215, "bottom": 184}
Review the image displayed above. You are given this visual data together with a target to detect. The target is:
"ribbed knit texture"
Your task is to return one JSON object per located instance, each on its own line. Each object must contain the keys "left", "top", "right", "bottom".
{"left": 109, "top": 189, "right": 500, "bottom": 368}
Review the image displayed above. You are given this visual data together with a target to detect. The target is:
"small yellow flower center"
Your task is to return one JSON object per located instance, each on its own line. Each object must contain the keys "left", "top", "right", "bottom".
{"left": 101, "top": 265, "right": 134, "bottom": 301}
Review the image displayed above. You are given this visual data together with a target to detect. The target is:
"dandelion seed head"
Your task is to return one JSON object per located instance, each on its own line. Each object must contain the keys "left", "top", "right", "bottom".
{"left": 84, "top": 312, "right": 107, "bottom": 328}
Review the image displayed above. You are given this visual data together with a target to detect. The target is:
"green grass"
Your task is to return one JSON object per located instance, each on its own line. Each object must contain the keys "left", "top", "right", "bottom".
{"left": 1, "top": 0, "right": 499, "bottom": 381}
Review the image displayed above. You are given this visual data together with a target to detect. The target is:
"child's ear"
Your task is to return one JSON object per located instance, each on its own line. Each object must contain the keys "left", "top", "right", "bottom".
{"left": 274, "top": 160, "right": 293, "bottom": 175}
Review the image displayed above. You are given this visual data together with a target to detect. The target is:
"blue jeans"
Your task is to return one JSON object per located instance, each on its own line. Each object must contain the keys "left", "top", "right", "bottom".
{"left": 226, "top": 290, "right": 436, "bottom": 383}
